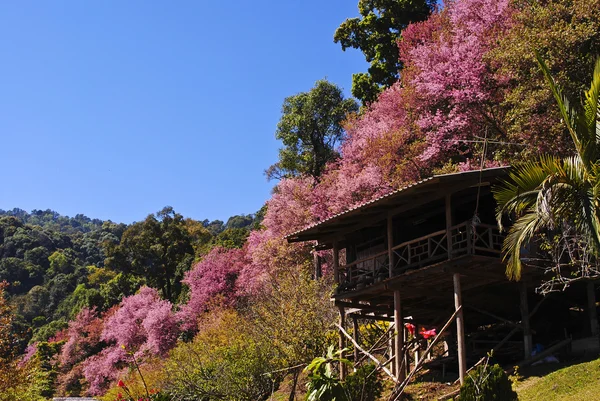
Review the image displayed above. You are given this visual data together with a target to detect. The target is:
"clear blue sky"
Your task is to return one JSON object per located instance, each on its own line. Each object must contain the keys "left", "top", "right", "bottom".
{"left": 0, "top": 1, "right": 368, "bottom": 223}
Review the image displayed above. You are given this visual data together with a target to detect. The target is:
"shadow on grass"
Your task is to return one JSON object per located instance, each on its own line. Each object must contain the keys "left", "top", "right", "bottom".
{"left": 516, "top": 351, "right": 600, "bottom": 380}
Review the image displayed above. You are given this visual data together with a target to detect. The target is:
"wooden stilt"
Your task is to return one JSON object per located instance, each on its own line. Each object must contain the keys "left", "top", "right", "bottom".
{"left": 389, "top": 327, "right": 396, "bottom": 376}
{"left": 414, "top": 324, "right": 420, "bottom": 365}
{"left": 394, "top": 290, "right": 405, "bottom": 381}
{"left": 519, "top": 282, "right": 533, "bottom": 359}
{"left": 445, "top": 194, "right": 453, "bottom": 259}
{"left": 333, "top": 242, "right": 339, "bottom": 285}
{"left": 352, "top": 316, "right": 360, "bottom": 364}
{"left": 339, "top": 307, "right": 346, "bottom": 380}
{"left": 387, "top": 215, "right": 394, "bottom": 278}
{"left": 313, "top": 251, "right": 322, "bottom": 279}
{"left": 453, "top": 273, "right": 466, "bottom": 385}
{"left": 587, "top": 281, "right": 599, "bottom": 336}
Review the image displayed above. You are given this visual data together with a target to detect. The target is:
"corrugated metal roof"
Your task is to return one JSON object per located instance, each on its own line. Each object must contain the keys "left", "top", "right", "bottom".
{"left": 284, "top": 166, "right": 509, "bottom": 242}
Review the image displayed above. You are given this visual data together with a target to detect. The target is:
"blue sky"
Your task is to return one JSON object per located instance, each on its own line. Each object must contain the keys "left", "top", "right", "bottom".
{"left": 0, "top": 1, "right": 368, "bottom": 223}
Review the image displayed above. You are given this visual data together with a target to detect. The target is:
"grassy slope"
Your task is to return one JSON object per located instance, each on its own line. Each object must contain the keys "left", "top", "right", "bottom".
{"left": 516, "top": 357, "right": 600, "bottom": 401}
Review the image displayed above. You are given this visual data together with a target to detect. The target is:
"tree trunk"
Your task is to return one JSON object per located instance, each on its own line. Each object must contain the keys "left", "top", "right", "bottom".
{"left": 288, "top": 368, "right": 300, "bottom": 401}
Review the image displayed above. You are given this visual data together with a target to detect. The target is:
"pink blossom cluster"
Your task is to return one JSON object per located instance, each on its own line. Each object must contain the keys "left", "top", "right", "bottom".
{"left": 82, "top": 287, "right": 178, "bottom": 395}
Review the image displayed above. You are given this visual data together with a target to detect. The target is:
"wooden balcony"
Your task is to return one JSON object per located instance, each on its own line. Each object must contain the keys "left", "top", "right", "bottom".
{"left": 337, "top": 221, "right": 504, "bottom": 292}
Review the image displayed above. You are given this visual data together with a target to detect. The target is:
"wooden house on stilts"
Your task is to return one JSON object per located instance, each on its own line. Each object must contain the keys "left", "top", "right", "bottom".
{"left": 285, "top": 167, "right": 600, "bottom": 391}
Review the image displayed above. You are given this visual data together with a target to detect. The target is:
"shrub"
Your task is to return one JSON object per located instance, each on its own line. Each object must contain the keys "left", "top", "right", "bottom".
{"left": 344, "top": 364, "right": 383, "bottom": 401}
{"left": 459, "top": 361, "right": 518, "bottom": 401}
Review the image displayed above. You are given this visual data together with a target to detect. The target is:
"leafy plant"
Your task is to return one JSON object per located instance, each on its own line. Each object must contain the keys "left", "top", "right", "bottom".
{"left": 459, "top": 359, "right": 518, "bottom": 401}
{"left": 344, "top": 363, "right": 383, "bottom": 401}
{"left": 304, "top": 346, "right": 351, "bottom": 401}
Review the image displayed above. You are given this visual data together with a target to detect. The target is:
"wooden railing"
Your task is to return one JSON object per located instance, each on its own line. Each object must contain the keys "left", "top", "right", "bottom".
{"left": 337, "top": 221, "right": 503, "bottom": 292}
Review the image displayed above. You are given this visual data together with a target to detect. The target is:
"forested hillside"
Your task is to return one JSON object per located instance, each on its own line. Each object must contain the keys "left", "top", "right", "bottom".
{"left": 1, "top": 0, "right": 599, "bottom": 400}
{"left": 0, "top": 208, "right": 260, "bottom": 349}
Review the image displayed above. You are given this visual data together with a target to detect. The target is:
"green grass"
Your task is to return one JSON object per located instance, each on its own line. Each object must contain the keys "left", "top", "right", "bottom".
{"left": 516, "top": 357, "right": 600, "bottom": 401}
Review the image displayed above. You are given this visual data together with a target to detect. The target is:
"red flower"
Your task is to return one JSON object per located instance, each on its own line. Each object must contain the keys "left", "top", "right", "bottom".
{"left": 116, "top": 393, "right": 123, "bottom": 400}
{"left": 405, "top": 323, "right": 416, "bottom": 335}
{"left": 117, "top": 380, "right": 125, "bottom": 388}
{"left": 420, "top": 327, "right": 437, "bottom": 339}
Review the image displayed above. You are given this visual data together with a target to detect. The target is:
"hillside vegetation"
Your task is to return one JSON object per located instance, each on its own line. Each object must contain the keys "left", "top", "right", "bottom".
{"left": 1, "top": 0, "right": 600, "bottom": 399}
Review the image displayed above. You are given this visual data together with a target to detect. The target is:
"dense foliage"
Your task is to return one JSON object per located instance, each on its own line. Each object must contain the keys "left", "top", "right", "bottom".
{"left": 266, "top": 79, "right": 358, "bottom": 181}
{"left": 459, "top": 362, "right": 518, "bottom": 401}
{"left": 334, "top": 0, "right": 435, "bottom": 104}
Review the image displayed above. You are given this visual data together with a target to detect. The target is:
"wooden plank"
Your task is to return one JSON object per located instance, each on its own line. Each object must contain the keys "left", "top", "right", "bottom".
{"left": 394, "top": 290, "right": 405, "bottom": 381}
{"left": 388, "top": 216, "right": 394, "bottom": 278}
{"left": 352, "top": 316, "right": 360, "bottom": 363}
{"left": 466, "top": 305, "right": 521, "bottom": 328}
{"left": 333, "top": 242, "right": 340, "bottom": 285}
{"left": 453, "top": 273, "right": 466, "bottom": 385}
{"left": 336, "top": 323, "right": 398, "bottom": 383}
{"left": 339, "top": 306, "right": 346, "bottom": 380}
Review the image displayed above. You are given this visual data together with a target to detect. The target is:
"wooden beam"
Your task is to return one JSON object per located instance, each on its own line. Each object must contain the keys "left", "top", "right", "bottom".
{"left": 465, "top": 305, "right": 521, "bottom": 328}
{"left": 352, "top": 316, "right": 360, "bottom": 363}
{"left": 333, "top": 242, "right": 340, "bottom": 285}
{"left": 587, "top": 281, "right": 599, "bottom": 336}
{"left": 394, "top": 290, "right": 405, "bottom": 381}
{"left": 389, "top": 306, "right": 463, "bottom": 400}
{"left": 445, "top": 194, "right": 453, "bottom": 259}
{"left": 519, "top": 282, "right": 533, "bottom": 359}
{"left": 445, "top": 266, "right": 506, "bottom": 281}
{"left": 336, "top": 323, "right": 398, "bottom": 383}
{"left": 313, "top": 252, "right": 322, "bottom": 279}
{"left": 453, "top": 273, "right": 466, "bottom": 385}
{"left": 388, "top": 215, "right": 394, "bottom": 278}
{"left": 339, "top": 306, "right": 346, "bottom": 380}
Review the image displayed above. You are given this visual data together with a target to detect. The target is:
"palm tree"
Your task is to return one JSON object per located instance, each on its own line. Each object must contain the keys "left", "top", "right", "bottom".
{"left": 494, "top": 54, "right": 600, "bottom": 281}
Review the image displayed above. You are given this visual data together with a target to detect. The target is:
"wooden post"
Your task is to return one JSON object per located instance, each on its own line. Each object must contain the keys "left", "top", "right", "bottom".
{"left": 453, "top": 273, "right": 466, "bottom": 385}
{"left": 313, "top": 251, "right": 322, "bottom": 279}
{"left": 394, "top": 290, "right": 405, "bottom": 381}
{"left": 445, "top": 194, "right": 453, "bottom": 259}
{"left": 339, "top": 307, "right": 347, "bottom": 380}
{"left": 333, "top": 242, "right": 340, "bottom": 285}
{"left": 352, "top": 316, "right": 360, "bottom": 364}
{"left": 414, "top": 324, "right": 420, "bottom": 364}
{"left": 388, "top": 215, "right": 394, "bottom": 278}
{"left": 389, "top": 327, "right": 396, "bottom": 376}
{"left": 519, "top": 282, "right": 533, "bottom": 359}
{"left": 587, "top": 281, "right": 599, "bottom": 336}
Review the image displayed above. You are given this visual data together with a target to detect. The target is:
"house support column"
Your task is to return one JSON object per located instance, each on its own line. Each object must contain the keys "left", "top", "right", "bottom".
{"left": 389, "top": 328, "right": 396, "bottom": 376}
{"left": 333, "top": 242, "right": 340, "bottom": 285}
{"left": 352, "top": 316, "right": 360, "bottom": 364}
{"left": 339, "top": 307, "right": 347, "bottom": 380}
{"left": 453, "top": 273, "right": 466, "bottom": 385}
{"left": 519, "top": 282, "right": 533, "bottom": 359}
{"left": 445, "top": 194, "right": 453, "bottom": 259}
{"left": 387, "top": 215, "right": 394, "bottom": 278}
{"left": 587, "top": 281, "right": 599, "bottom": 337}
{"left": 394, "top": 290, "right": 405, "bottom": 381}
{"left": 313, "top": 251, "right": 322, "bottom": 279}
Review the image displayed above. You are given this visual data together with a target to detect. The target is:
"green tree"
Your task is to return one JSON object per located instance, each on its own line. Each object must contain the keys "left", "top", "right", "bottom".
{"left": 495, "top": 55, "right": 600, "bottom": 280}
{"left": 266, "top": 80, "right": 358, "bottom": 181}
{"left": 104, "top": 207, "right": 193, "bottom": 301}
{"left": 334, "top": 0, "right": 434, "bottom": 104}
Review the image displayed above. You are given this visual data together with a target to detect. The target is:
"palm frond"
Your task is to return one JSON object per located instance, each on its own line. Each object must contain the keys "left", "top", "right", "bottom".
{"left": 535, "top": 50, "right": 582, "bottom": 153}
{"left": 502, "top": 212, "right": 545, "bottom": 281}
{"left": 585, "top": 58, "right": 600, "bottom": 156}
